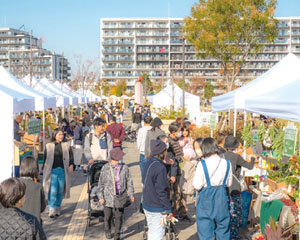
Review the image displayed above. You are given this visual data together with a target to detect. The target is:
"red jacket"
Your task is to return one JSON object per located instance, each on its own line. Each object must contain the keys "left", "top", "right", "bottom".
{"left": 106, "top": 123, "right": 125, "bottom": 147}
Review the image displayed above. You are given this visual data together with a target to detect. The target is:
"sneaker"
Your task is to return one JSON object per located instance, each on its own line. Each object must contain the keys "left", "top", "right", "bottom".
{"left": 55, "top": 208, "right": 61, "bottom": 216}
{"left": 105, "top": 232, "right": 113, "bottom": 239}
{"left": 48, "top": 209, "right": 55, "bottom": 218}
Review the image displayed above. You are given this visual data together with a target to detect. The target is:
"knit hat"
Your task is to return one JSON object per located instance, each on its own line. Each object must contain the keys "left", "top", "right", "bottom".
{"left": 224, "top": 135, "right": 239, "bottom": 150}
{"left": 150, "top": 140, "right": 167, "bottom": 156}
{"left": 110, "top": 148, "right": 125, "bottom": 161}
{"left": 151, "top": 117, "right": 163, "bottom": 127}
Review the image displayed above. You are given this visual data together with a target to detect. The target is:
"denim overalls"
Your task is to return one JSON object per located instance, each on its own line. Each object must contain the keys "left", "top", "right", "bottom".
{"left": 196, "top": 159, "right": 230, "bottom": 240}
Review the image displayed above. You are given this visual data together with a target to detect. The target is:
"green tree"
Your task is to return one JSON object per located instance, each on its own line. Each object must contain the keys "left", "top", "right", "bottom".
{"left": 93, "top": 78, "right": 111, "bottom": 97}
{"left": 183, "top": 0, "right": 278, "bottom": 91}
{"left": 115, "top": 79, "right": 127, "bottom": 97}
{"left": 141, "top": 72, "right": 154, "bottom": 96}
{"left": 177, "top": 79, "right": 190, "bottom": 89}
{"left": 204, "top": 81, "right": 214, "bottom": 99}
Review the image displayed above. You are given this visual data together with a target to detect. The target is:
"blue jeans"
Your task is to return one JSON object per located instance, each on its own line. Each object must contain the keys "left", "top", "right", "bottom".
{"left": 139, "top": 154, "right": 147, "bottom": 177}
{"left": 48, "top": 167, "right": 65, "bottom": 210}
{"left": 144, "top": 210, "right": 165, "bottom": 240}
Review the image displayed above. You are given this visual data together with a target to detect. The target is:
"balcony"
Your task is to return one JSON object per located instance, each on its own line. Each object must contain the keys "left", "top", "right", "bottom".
{"left": 170, "top": 23, "right": 183, "bottom": 28}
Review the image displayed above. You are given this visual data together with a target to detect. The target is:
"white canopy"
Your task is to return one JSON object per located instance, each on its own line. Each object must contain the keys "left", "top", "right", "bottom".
{"left": 0, "top": 84, "right": 35, "bottom": 183}
{"left": 212, "top": 53, "right": 300, "bottom": 112}
{"left": 22, "top": 75, "right": 70, "bottom": 107}
{"left": 40, "top": 78, "right": 78, "bottom": 105}
{"left": 53, "top": 82, "right": 86, "bottom": 104}
{"left": 0, "top": 84, "right": 35, "bottom": 114}
{"left": 86, "top": 89, "right": 100, "bottom": 102}
{"left": 245, "top": 78, "right": 300, "bottom": 122}
{"left": 152, "top": 83, "right": 200, "bottom": 117}
{"left": 0, "top": 67, "right": 56, "bottom": 111}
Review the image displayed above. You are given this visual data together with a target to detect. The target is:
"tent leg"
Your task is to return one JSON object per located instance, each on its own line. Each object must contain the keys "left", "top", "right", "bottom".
{"left": 43, "top": 111, "right": 46, "bottom": 153}
{"left": 234, "top": 108, "right": 237, "bottom": 137}
{"left": 243, "top": 111, "right": 247, "bottom": 159}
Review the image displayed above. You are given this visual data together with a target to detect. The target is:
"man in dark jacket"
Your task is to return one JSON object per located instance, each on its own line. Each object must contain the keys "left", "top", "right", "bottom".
{"left": 142, "top": 140, "right": 172, "bottom": 240}
{"left": 106, "top": 115, "right": 125, "bottom": 149}
{"left": 223, "top": 135, "right": 255, "bottom": 239}
{"left": 167, "top": 122, "right": 189, "bottom": 221}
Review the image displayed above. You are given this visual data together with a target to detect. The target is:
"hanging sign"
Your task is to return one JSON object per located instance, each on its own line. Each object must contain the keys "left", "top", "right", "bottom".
{"left": 28, "top": 119, "right": 41, "bottom": 135}
{"left": 283, "top": 124, "right": 297, "bottom": 157}
{"left": 210, "top": 113, "right": 217, "bottom": 130}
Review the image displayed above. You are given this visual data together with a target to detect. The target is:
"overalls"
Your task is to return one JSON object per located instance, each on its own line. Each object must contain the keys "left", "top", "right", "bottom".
{"left": 196, "top": 159, "right": 230, "bottom": 240}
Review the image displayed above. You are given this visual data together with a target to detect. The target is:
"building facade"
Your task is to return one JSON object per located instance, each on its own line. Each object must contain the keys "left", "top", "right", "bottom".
{"left": 100, "top": 17, "right": 300, "bottom": 93}
{"left": 0, "top": 28, "right": 70, "bottom": 82}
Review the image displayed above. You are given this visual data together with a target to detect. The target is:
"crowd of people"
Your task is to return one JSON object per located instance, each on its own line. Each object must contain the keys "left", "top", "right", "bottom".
{"left": 1, "top": 101, "right": 258, "bottom": 240}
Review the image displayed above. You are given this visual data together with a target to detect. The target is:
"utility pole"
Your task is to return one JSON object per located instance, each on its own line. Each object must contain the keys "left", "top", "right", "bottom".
{"left": 30, "top": 30, "right": 33, "bottom": 87}
{"left": 60, "top": 53, "right": 64, "bottom": 89}
{"left": 171, "top": 56, "right": 175, "bottom": 110}
{"left": 182, "top": 37, "right": 185, "bottom": 118}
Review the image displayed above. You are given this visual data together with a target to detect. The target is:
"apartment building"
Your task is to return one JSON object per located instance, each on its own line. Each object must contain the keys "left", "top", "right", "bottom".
{"left": 100, "top": 17, "right": 300, "bottom": 93}
{"left": 0, "top": 28, "right": 70, "bottom": 82}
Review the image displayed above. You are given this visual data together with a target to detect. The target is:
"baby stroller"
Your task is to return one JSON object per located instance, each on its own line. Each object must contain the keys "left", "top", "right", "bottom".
{"left": 124, "top": 125, "right": 137, "bottom": 143}
{"left": 87, "top": 160, "right": 108, "bottom": 226}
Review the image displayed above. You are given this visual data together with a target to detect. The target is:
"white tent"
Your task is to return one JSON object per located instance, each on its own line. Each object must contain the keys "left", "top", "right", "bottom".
{"left": 0, "top": 67, "right": 56, "bottom": 111}
{"left": 63, "top": 83, "right": 86, "bottom": 104}
{"left": 0, "top": 84, "right": 35, "bottom": 183}
{"left": 86, "top": 89, "right": 100, "bottom": 102}
{"left": 53, "top": 82, "right": 86, "bottom": 104}
{"left": 40, "top": 78, "right": 78, "bottom": 105}
{"left": 22, "top": 75, "right": 70, "bottom": 107}
{"left": 152, "top": 83, "right": 200, "bottom": 117}
{"left": 212, "top": 53, "right": 300, "bottom": 112}
{"left": 245, "top": 78, "right": 300, "bottom": 122}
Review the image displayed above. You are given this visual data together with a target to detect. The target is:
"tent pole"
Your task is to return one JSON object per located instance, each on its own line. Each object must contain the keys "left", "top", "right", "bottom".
{"left": 43, "top": 111, "right": 46, "bottom": 153}
{"left": 234, "top": 108, "right": 237, "bottom": 137}
{"left": 243, "top": 111, "right": 247, "bottom": 159}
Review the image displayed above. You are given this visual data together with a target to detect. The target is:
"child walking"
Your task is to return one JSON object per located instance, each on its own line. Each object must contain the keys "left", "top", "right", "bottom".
{"left": 98, "top": 148, "right": 135, "bottom": 240}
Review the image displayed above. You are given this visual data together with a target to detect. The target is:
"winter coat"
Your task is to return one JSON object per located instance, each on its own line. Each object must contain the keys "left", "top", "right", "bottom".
{"left": 144, "top": 128, "right": 166, "bottom": 158}
{"left": 0, "top": 206, "right": 46, "bottom": 239}
{"left": 84, "top": 132, "right": 113, "bottom": 161}
{"left": 97, "top": 162, "right": 134, "bottom": 208}
{"left": 179, "top": 160, "right": 198, "bottom": 195}
{"left": 43, "top": 141, "right": 72, "bottom": 201}
{"left": 20, "top": 178, "right": 46, "bottom": 224}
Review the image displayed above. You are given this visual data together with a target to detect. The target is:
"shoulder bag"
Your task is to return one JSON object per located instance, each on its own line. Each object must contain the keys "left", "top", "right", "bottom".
{"left": 109, "top": 164, "right": 131, "bottom": 209}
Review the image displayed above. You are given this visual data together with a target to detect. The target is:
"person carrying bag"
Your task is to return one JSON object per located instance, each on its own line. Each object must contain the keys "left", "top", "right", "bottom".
{"left": 98, "top": 148, "right": 135, "bottom": 240}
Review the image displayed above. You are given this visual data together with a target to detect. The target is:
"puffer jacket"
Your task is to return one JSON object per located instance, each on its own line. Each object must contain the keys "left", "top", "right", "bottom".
{"left": 97, "top": 162, "right": 134, "bottom": 208}
{"left": 0, "top": 206, "right": 47, "bottom": 239}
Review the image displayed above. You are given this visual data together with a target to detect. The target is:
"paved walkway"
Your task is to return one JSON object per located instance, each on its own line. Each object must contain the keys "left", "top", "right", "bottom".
{"left": 42, "top": 140, "right": 198, "bottom": 239}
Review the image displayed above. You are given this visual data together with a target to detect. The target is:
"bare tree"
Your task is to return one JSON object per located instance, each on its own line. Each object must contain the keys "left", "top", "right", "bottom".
{"left": 70, "top": 55, "right": 99, "bottom": 96}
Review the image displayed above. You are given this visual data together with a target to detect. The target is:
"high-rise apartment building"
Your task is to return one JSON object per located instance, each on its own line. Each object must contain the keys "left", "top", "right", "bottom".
{"left": 100, "top": 17, "right": 300, "bottom": 93}
{"left": 0, "top": 28, "right": 70, "bottom": 82}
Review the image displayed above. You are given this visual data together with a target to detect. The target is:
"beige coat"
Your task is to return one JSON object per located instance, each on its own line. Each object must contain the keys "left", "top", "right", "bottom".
{"left": 43, "top": 142, "right": 71, "bottom": 200}
{"left": 179, "top": 160, "right": 198, "bottom": 195}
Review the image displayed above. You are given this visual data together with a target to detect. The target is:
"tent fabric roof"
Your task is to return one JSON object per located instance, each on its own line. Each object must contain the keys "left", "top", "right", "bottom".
{"left": 0, "top": 67, "right": 56, "bottom": 111}
{"left": 40, "top": 78, "right": 78, "bottom": 105}
{"left": 22, "top": 75, "right": 70, "bottom": 107}
{"left": 245, "top": 78, "right": 300, "bottom": 122}
{"left": 0, "top": 84, "right": 35, "bottom": 114}
{"left": 152, "top": 84, "right": 200, "bottom": 116}
{"left": 212, "top": 53, "right": 300, "bottom": 112}
{"left": 53, "top": 82, "right": 85, "bottom": 104}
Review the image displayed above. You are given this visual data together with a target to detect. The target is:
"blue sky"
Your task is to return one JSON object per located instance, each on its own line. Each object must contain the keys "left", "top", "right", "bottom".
{"left": 1, "top": 0, "right": 299, "bottom": 72}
